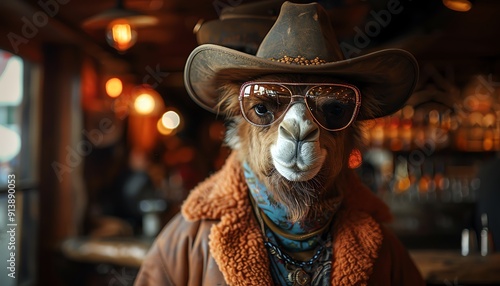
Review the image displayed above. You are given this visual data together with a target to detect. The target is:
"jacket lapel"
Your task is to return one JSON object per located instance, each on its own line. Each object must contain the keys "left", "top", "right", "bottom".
{"left": 331, "top": 209, "right": 383, "bottom": 285}
{"left": 182, "top": 153, "right": 273, "bottom": 285}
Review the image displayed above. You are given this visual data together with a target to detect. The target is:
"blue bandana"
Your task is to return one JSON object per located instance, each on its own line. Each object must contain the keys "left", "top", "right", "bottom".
{"left": 243, "top": 162, "right": 335, "bottom": 285}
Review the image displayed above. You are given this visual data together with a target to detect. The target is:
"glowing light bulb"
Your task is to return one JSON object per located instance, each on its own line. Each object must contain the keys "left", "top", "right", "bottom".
{"left": 134, "top": 93, "right": 155, "bottom": 114}
{"left": 105, "top": 77, "right": 123, "bottom": 98}
{"left": 106, "top": 19, "right": 137, "bottom": 52}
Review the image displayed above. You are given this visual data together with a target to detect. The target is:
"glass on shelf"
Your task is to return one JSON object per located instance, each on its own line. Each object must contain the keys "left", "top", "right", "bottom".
{"left": 380, "top": 154, "right": 481, "bottom": 204}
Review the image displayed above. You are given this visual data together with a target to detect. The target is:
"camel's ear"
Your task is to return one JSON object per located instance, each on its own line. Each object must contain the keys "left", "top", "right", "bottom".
{"left": 214, "top": 81, "right": 242, "bottom": 117}
{"left": 223, "top": 118, "right": 242, "bottom": 150}
{"left": 215, "top": 82, "right": 244, "bottom": 150}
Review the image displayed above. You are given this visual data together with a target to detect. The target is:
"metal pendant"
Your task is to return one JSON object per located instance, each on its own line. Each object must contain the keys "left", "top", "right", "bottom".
{"left": 288, "top": 268, "right": 311, "bottom": 286}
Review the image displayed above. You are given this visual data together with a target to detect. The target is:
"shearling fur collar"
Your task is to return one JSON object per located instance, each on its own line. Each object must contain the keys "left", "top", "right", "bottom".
{"left": 182, "top": 152, "right": 392, "bottom": 286}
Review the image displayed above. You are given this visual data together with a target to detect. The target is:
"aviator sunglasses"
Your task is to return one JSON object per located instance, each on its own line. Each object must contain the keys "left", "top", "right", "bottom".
{"left": 239, "top": 82, "right": 362, "bottom": 131}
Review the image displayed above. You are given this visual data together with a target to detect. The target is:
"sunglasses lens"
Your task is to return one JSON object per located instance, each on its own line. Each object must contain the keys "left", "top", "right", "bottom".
{"left": 241, "top": 84, "right": 291, "bottom": 126}
{"left": 306, "top": 85, "right": 357, "bottom": 130}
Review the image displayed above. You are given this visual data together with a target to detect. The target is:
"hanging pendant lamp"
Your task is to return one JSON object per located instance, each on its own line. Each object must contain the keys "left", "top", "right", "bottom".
{"left": 82, "top": 0, "right": 158, "bottom": 52}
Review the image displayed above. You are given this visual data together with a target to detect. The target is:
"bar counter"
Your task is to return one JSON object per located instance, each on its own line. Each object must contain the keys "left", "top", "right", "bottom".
{"left": 410, "top": 250, "right": 500, "bottom": 285}
{"left": 61, "top": 237, "right": 500, "bottom": 285}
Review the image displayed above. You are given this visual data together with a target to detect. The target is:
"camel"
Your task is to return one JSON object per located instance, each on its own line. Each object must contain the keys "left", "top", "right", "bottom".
{"left": 135, "top": 2, "right": 424, "bottom": 285}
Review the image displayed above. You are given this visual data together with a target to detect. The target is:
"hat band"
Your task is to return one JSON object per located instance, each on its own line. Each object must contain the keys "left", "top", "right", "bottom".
{"left": 269, "top": 55, "right": 327, "bottom": 65}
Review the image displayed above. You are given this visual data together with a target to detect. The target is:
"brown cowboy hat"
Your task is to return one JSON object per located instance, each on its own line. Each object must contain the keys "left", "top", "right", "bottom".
{"left": 194, "top": 0, "right": 283, "bottom": 53}
{"left": 184, "top": 1, "right": 419, "bottom": 120}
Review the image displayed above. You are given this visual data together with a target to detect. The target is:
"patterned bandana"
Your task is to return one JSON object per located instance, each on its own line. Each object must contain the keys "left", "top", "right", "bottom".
{"left": 243, "top": 162, "right": 337, "bottom": 285}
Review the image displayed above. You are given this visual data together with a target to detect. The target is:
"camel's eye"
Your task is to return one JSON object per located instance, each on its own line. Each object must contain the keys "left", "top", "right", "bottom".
{"left": 324, "top": 102, "right": 346, "bottom": 120}
{"left": 254, "top": 104, "right": 269, "bottom": 116}
{"left": 241, "top": 83, "right": 291, "bottom": 126}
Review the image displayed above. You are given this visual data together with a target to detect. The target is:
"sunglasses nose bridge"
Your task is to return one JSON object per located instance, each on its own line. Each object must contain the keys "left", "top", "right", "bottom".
{"left": 290, "top": 94, "right": 306, "bottom": 102}
{"left": 289, "top": 94, "right": 319, "bottom": 123}
{"left": 288, "top": 95, "right": 310, "bottom": 114}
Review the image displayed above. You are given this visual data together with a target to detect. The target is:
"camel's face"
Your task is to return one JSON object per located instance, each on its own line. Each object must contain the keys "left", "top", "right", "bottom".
{"left": 218, "top": 74, "right": 363, "bottom": 220}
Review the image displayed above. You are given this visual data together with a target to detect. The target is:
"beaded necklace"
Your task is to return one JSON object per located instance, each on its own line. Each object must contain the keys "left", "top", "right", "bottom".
{"left": 251, "top": 194, "right": 333, "bottom": 286}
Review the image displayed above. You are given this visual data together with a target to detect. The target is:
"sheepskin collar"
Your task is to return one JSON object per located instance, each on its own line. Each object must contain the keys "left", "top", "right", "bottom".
{"left": 182, "top": 152, "right": 392, "bottom": 286}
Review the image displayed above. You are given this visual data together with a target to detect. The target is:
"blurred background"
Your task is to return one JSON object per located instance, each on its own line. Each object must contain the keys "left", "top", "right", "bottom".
{"left": 0, "top": 0, "right": 499, "bottom": 285}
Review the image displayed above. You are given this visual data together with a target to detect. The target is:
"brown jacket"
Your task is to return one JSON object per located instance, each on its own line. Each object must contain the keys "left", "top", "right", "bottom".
{"left": 134, "top": 153, "right": 425, "bottom": 285}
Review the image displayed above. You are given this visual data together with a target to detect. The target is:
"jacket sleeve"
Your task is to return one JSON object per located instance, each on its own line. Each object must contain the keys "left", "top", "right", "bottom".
{"left": 133, "top": 214, "right": 222, "bottom": 286}
{"left": 369, "top": 226, "right": 426, "bottom": 286}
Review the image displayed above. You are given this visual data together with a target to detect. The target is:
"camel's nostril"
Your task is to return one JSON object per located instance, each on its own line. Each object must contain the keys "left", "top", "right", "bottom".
{"left": 278, "top": 103, "right": 320, "bottom": 142}
{"left": 279, "top": 120, "right": 319, "bottom": 142}
{"left": 303, "top": 127, "right": 319, "bottom": 142}
{"left": 279, "top": 124, "right": 296, "bottom": 141}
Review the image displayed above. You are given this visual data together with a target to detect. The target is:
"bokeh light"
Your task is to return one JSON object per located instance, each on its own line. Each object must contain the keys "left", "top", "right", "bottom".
{"left": 134, "top": 93, "right": 155, "bottom": 115}
{"left": 157, "top": 118, "right": 174, "bottom": 136}
{"left": 161, "top": 111, "right": 181, "bottom": 129}
{"left": 105, "top": 77, "right": 123, "bottom": 98}
{"left": 442, "top": 0, "right": 472, "bottom": 12}
{"left": 0, "top": 125, "right": 21, "bottom": 162}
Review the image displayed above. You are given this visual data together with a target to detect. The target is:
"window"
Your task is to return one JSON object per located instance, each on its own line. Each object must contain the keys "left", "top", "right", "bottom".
{"left": 0, "top": 51, "right": 23, "bottom": 185}
{"left": 0, "top": 49, "right": 38, "bottom": 286}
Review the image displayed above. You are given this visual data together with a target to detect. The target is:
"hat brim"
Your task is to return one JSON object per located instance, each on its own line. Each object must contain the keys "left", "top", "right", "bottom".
{"left": 184, "top": 44, "right": 418, "bottom": 120}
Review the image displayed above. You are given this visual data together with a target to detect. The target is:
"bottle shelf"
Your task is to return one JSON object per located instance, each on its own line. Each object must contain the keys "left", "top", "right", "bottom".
{"left": 361, "top": 105, "right": 500, "bottom": 153}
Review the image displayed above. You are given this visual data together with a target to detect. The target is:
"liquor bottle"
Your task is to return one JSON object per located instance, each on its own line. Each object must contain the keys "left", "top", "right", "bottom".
{"left": 392, "top": 157, "right": 411, "bottom": 201}
{"left": 434, "top": 160, "right": 450, "bottom": 202}
{"left": 480, "top": 213, "right": 494, "bottom": 256}
{"left": 419, "top": 160, "right": 436, "bottom": 202}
